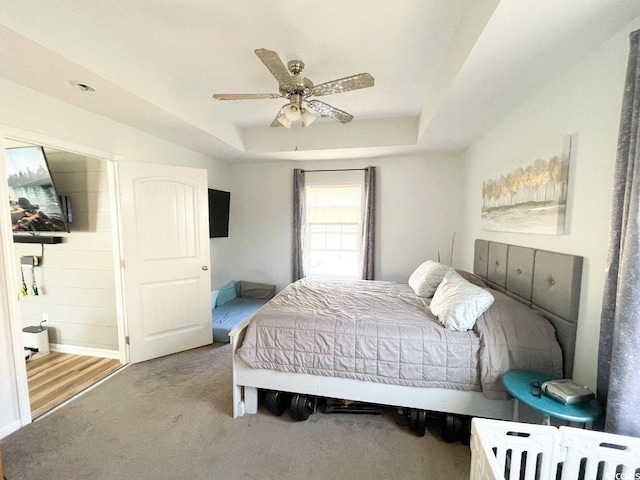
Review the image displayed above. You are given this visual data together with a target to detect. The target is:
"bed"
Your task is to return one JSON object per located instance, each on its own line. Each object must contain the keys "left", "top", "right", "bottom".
{"left": 229, "top": 240, "right": 583, "bottom": 432}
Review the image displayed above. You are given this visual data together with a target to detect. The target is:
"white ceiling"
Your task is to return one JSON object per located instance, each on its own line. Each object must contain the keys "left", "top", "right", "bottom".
{"left": 0, "top": 0, "right": 638, "bottom": 163}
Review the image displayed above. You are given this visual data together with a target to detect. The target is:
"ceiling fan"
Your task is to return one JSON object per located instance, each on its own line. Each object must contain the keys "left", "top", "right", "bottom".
{"left": 212, "top": 48, "right": 374, "bottom": 128}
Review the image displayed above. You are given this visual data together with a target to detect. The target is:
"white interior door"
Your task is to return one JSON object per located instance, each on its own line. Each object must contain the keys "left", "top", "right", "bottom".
{"left": 118, "top": 162, "right": 212, "bottom": 363}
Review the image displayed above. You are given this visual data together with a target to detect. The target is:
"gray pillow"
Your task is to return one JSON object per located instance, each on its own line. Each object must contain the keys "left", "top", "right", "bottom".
{"left": 455, "top": 269, "right": 488, "bottom": 288}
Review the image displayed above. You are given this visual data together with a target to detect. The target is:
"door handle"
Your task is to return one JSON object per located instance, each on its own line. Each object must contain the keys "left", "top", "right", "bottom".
{"left": 202, "top": 266, "right": 209, "bottom": 271}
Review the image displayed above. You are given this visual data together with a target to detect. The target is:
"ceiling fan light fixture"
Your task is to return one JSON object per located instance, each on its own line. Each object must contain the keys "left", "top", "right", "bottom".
{"left": 277, "top": 114, "right": 292, "bottom": 128}
{"left": 301, "top": 109, "right": 317, "bottom": 128}
{"left": 284, "top": 104, "right": 301, "bottom": 121}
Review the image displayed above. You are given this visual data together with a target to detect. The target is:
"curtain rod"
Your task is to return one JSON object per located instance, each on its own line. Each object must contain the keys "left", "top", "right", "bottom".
{"left": 302, "top": 168, "right": 369, "bottom": 173}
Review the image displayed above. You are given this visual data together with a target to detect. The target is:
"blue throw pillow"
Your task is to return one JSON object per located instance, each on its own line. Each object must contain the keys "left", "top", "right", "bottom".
{"left": 215, "top": 281, "right": 236, "bottom": 307}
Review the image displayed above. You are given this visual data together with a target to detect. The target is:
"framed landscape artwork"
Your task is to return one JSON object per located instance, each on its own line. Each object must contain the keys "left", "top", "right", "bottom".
{"left": 481, "top": 136, "right": 573, "bottom": 235}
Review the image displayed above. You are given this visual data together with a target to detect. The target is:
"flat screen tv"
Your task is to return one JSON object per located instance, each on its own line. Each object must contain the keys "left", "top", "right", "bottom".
{"left": 6, "top": 146, "right": 70, "bottom": 233}
{"left": 208, "top": 189, "right": 230, "bottom": 238}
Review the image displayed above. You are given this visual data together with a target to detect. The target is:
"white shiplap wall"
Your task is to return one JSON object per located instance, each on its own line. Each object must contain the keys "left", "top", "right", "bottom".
{"left": 15, "top": 150, "right": 118, "bottom": 351}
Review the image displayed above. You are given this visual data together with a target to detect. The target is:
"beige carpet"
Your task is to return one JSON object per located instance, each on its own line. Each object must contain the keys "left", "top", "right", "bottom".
{"left": 2, "top": 344, "right": 471, "bottom": 480}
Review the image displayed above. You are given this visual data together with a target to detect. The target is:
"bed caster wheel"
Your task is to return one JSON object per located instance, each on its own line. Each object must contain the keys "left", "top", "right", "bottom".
{"left": 408, "top": 409, "right": 428, "bottom": 437}
{"left": 265, "top": 391, "right": 290, "bottom": 416}
{"left": 441, "top": 414, "right": 463, "bottom": 443}
{"left": 289, "top": 394, "right": 315, "bottom": 422}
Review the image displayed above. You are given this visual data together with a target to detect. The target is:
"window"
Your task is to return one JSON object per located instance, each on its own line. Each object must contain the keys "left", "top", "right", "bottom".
{"left": 305, "top": 184, "right": 363, "bottom": 279}
{"left": 293, "top": 167, "right": 375, "bottom": 282}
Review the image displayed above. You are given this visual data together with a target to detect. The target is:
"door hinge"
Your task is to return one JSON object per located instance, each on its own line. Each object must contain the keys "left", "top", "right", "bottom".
{"left": 120, "top": 259, "right": 125, "bottom": 269}
{"left": 125, "top": 335, "right": 130, "bottom": 345}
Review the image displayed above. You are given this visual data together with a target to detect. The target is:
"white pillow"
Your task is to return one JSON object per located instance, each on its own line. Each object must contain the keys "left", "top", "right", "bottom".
{"left": 430, "top": 270, "right": 494, "bottom": 331}
{"left": 408, "top": 260, "right": 451, "bottom": 297}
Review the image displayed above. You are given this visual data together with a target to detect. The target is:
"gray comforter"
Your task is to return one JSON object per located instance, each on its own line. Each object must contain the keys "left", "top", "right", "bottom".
{"left": 237, "top": 278, "right": 563, "bottom": 399}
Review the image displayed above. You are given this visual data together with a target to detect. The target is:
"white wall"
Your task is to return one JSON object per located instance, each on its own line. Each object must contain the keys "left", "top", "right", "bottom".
{"left": 0, "top": 78, "right": 230, "bottom": 437}
{"left": 458, "top": 16, "right": 640, "bottom": 390}
{"left": 212, "top": 154, "right": 466, "bottom": 291}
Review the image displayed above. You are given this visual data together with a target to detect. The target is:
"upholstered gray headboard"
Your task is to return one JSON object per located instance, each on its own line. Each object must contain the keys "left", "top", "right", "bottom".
{"left": 473, "top": 239, "right": 583, "bottom": 378}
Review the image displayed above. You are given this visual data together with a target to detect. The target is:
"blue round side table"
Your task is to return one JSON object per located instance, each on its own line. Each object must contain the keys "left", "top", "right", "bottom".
{"left": 502, "top": 370, "right": 602, "bottom": 427}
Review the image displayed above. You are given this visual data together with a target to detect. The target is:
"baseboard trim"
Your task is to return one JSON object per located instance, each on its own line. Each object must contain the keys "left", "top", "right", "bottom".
{"left": 0, "top": 419, "right": 22, "bottom": 439}
{"left": 50, "top": 343, "right": 120, "bottom": 360}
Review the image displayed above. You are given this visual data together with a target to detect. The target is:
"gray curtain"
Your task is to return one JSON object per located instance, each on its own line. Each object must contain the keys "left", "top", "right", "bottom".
{"left": 597, "top": 28, "right": 640, "bottom": 438}
{"left": 360, "top": 166, "right": 376, "bottom": 280}
{"left": 292, "top": 169, "right": 306, "bottom": 281}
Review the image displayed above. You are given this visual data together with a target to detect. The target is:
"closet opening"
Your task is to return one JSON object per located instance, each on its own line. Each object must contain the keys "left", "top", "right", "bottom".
{"left": 4, "top": 139, "right": 126, "bottom": 419}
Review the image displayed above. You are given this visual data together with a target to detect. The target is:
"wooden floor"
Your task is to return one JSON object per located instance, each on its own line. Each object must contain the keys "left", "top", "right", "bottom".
{"left": 27, "top": 352, "right": 122, "bottom": 418}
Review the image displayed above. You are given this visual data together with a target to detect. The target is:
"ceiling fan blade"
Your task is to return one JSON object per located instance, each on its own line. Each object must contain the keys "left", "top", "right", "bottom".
{"left": 306, "top": 100, "right": 354, "bottom": 124}
{"left": 254, "top": 49, "right": 293, "bottom": 87}
{"left": 213, "top": 93, "right": 281, "bottom": 100}
{"left": 311, "top": 73, "right": 374, "bottom": 97}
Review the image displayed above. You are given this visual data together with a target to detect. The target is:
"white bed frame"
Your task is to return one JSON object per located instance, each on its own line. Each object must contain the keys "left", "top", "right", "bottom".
{"left": 229, "top": 240, "right": 583, "bottom": 421}
{"left": 230, "top": 319, "right": 513, "bottom": 419}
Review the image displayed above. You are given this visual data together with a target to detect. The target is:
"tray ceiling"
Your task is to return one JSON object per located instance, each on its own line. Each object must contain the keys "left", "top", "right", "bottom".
{"left": 0, "top": 0, "right": 638, "bottom": 162}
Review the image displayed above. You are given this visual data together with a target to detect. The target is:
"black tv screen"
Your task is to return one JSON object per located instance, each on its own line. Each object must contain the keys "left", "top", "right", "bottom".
{"left": 6, "top": 146, "right": 69, "bottom": 233}
{"left": 208, "top": 189, "right": 230, "bottom": 238}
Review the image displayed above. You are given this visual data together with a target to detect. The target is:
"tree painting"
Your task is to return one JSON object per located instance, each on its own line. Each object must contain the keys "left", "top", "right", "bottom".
{"left": 481, "top": 137, "right": 571, "bottom": 235}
